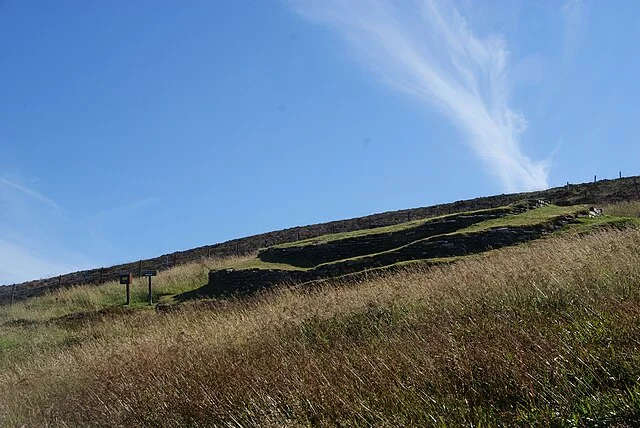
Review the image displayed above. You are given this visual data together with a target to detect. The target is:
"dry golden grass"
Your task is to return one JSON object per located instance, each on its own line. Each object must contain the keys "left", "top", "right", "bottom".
{"left": 2, "top": 231, "right": 640, "bottom": 426}
{"left": 603, "top": 200, "right": 640, "bottom": 218}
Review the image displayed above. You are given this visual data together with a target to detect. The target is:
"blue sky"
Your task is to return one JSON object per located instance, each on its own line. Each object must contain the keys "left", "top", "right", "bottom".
{"left": 1, "top": 0, "right": 639, "bottom": 284}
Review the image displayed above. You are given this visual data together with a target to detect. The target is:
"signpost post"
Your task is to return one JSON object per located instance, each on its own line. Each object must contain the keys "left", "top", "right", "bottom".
{"left": 142, "top": 270, "right": 157, "bottom": 305}
{"left": 119, "top": 273, "right": 132, "bottom": 305}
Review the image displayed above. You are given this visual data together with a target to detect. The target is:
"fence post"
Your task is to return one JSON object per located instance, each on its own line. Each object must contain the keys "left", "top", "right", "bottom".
{"left": 594, "top": 175, "right": 597, "bottom": 183}
{"left": 138, "top": 260, "right": 142, "bottom": 278}
{"left": 11, "top": 283, "right": 15, "bottom": 305}
{"left": 620, "top": 171, "right": 622, "bottom": 179}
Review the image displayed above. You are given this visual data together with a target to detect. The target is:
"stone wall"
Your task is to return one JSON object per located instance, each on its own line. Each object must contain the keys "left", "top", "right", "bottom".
{"left": 257, "top": 202, "right": 544, "bottom": 267}
{"left": 197, "top": 211, "right": 589, "bottom": 298}
{"left": 204, "top": 269, "right": 310, "bottom": 296}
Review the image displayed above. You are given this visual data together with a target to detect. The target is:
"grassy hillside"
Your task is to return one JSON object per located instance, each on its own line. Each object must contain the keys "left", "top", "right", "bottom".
{"left": 1, "top": 203, "right": 640, "bottom": 426}
{"left": 3, "top": 175, "right": 640, "bottom": 304}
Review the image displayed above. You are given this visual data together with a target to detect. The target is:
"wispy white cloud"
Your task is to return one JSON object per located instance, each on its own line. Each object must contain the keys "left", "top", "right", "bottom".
{"left": 0, "top": 177, "right": 61, "bottom": 210}
{"left": 291, "top": 0, "right": 550, "bottom": 191}
{"left": 0, "top": 175, "right": 91, "bottom": 284}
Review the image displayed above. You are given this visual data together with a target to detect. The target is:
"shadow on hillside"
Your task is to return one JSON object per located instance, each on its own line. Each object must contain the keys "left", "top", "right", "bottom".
{"left": 172, "top": 288, "right": 207, "bottom": 302}
{"left": 169, "top": 280, "right": 227, "bottom": 303}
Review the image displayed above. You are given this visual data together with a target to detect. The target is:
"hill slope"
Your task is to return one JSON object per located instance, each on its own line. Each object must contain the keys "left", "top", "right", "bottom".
{"left": 3, "top": 219, "right": 640, "bottom": 425}
{"left": 2, "top": 175, "right": 639, "bottom": 304}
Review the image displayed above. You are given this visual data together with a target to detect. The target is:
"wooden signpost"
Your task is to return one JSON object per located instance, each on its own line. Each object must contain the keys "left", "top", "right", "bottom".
{"left": 142, "top": 270, "right": 157, "bottom": 305}
{"left": 119, "top": 273, "right": 133, "bottom": 305}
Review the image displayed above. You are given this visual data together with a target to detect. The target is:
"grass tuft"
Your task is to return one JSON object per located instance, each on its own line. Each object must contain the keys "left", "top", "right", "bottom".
{"left": 603, "top": 200, "right": 640, "bottom": 218}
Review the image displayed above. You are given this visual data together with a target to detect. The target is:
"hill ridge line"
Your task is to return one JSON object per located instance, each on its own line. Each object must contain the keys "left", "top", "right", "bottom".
{"left": 1, "top": 175, "right": 638, "bottom": 304}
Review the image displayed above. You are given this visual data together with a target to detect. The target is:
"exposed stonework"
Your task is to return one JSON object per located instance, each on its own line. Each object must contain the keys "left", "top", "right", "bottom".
{"left": 204, "top": 269, "right": 310, "bottom": 296}
{"left": 197, "top": 207, "right": 593, "bottom": 298}
{"left": 258, "top": 201, "right": 546, "bottom": 268}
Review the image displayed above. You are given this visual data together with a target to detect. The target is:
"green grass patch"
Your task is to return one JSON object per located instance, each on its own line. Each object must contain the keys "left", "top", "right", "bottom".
{"left": 221, "top": 258, "right": 308, "bottom": 271}
{"left": 272, "top": 206, "right": 515, "bottom": 249}
{"left": 456, "top": 204, "right": 588, "bottom": 234}
{"left": 561, "top": 215, "right": 640, "bottom": 235}
{"left": 0, "top": 337, "right": 20, "bottom": 351}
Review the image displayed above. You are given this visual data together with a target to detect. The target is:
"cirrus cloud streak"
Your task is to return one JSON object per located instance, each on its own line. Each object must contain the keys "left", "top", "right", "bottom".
{"left": 291, "top": 0, "right": 550, "bottom": 191}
